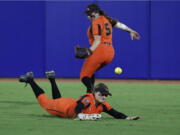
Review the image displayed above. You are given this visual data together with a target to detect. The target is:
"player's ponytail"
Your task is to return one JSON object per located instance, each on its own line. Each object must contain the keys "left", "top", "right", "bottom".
{"left": 102, "top": 11, "right": 118, "bottom": 27}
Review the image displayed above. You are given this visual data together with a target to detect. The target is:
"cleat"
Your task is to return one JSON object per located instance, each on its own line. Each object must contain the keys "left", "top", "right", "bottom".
{"left": 45, "top": 70, "right": 55, "bottom": 79}
{"left": 19, "top": 72, "right": 34, "bottom": 83}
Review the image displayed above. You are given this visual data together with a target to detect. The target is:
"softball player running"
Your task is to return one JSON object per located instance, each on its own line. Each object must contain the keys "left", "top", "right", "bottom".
{"left": 80, "top": 4, "right": 140, "bottom": 93}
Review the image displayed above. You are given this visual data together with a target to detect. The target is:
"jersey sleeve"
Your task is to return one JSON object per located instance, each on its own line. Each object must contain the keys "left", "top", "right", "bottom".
{"left": 91, "top": 21, "right": 102, "bottom": 36}
{"left": 80, "top": 96, "right": 91, "bottom": 107}
{"left": 104, "top": 108, "right": 128, "bottom": 119}
{"left": 102, "top": 102, "right": 128, "bottom": 119}
{"left": 106, "top": 16, "right": 118, "bottom": 27}
{"left": 102, "top": 102, "right": 113, "bottom": 111}
{"left": 75, "top": 95, "right": 91, "bottom": 114}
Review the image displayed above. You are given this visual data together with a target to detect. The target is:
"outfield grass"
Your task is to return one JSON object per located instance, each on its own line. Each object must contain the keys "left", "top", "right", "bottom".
{"left": 0, "top": 80, "right": 180, "bottom": 135}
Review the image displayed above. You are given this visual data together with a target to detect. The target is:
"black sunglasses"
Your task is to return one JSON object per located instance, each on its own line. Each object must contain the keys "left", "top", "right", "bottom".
{"left": 101, "top": 93, "right": 108, "bottom": 97}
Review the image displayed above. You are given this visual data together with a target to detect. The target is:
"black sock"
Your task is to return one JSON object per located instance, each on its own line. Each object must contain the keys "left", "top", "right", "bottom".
{"left": 28, "top": 80, "right": 44, "bottom": 98}
{"left": 81, "top": 77, "right": 93, "bottom": 93}
{"left": 91, "top": 74, "right": 95, "bottom": 86}
{"left": 49, "top": 78, "right": 61, "bottom": 99}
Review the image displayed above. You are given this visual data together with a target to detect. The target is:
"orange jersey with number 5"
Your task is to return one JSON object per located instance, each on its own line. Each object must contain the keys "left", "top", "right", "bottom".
{"left": 87, "top": 16, "right": 113, "bottom": 45}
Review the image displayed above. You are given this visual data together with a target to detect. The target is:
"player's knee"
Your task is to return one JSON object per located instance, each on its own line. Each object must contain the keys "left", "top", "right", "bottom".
{"left": 81, "top": 76, "right": 90, "bottom": 82}
{"left": 80, "top": 74, "right": 90, "bottom": 80}
{"left": 37, "top": 94, "right": 50, "bottom": 109}
{"left": 80, "top": 71, "right": 92, "bottom": 80}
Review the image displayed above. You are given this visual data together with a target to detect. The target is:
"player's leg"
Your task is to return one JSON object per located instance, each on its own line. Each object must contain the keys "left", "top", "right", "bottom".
{"left": 82, "top": 74, "right": 95, "bottom": 93}
{"left": 80, "top": 56, "right": 102, "bottom": 93}
{"left": 104, "top": 46, "right": 115, "bottom": 65}
{"left": 80, "top": 45, "right": 113, "bottom": 93}
{"left": 81, "top": 76, "right": 94, "bottom": 93}
{"left": 90, "top": 74, "right": 95, "bottom": 87}
{"left": 19, "top": 72, "right": 44, "bottom": 98}
{"left": 19, "top": 72, "right": 59, "bottom": 116}
{"left": 46, "top": 71, "right": 61, "bottom": 99}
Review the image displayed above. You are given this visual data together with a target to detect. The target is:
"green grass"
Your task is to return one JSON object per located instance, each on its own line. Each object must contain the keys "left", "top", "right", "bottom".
{"left": 0, "top": 80, "right": 180, "bottom": 135}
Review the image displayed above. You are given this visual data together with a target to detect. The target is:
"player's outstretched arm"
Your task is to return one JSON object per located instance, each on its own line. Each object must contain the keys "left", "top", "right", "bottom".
{"left": 114, "top": 21, "right": 140, "bottom": 40}
{"left": 105, "top": 15, "right": 140, "bottom": 40}
{"left": 104, "top": 108, "right": 128, "bottom": 119}
{"left": 104, "top": 108, "right": 140, "bottom": 120}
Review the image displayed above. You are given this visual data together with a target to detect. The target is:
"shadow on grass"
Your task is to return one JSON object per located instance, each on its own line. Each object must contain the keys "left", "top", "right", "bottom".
{"left": 16, "top": 113, "right": 114, "bottom": 121}
{"left": 25, "top": 114, "right": 60, "bottom": 119}
{"left": 15, "top": 113, "right": 70, "bottom": 120}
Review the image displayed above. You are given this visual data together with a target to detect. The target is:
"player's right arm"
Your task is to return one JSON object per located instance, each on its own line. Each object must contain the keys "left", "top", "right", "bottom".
{"left": 90, "top": 35, "right": 101, "bottom": 52}
{"left": 89, "top": 21, "right": 102, "bottom": 52}
{"left": 74, "top": 95, "right": 101, "bottom": 120}
{"left": 75, "top": 95, "right": 89, "bottom": 114}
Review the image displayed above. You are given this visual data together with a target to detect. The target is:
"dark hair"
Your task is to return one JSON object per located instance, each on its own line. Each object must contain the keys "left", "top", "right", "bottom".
{"left": 85, "top": 3, "right": 118, "bottom": 27}
{"left": 94, "top": 83, "right": 108, "bottom": 90}
{"left": 94, "top": 83, "right": 112, "bottom": 96}
{"left": 85, "top": 3, "right": 101, "bottom": 16}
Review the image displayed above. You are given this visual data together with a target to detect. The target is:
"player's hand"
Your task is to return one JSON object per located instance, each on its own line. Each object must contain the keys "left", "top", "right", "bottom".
{"left": 130, "top": 31, "right": 140, "bottom": 40}
{"left": 126, "top": 116, "right": 140, "bottom": 120}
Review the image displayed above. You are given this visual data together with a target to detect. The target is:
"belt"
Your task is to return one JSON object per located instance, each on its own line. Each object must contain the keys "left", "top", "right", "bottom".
{"left": 103, "top": 42, "right": 112, "bottom": 45}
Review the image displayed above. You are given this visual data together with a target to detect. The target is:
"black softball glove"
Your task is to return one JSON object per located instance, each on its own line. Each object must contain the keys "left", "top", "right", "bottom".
{"left": 74, "top": 46, "right": 92, "bottom": 59}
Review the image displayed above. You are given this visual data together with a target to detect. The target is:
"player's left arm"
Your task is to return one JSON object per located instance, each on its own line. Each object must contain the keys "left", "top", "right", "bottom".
{"left": 103, "top": 103, "right": 140, "bottom": 120}
{"left": 104, "top": 107, "right": 128, "bottom": 119}
{"left": 104, "top": 15, "right": 140, "bottom": 40}
{"left": 105, "top": 108, "right": 140, "bottom": 120}
{"left": 114, "top": 21, "right": 140, "bottom": 40}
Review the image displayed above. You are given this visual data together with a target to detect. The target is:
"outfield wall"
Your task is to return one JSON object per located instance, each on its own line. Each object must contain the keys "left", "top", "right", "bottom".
{"left": 0, "top": 1, "right": 46, "bottom": 77}
{"left": 0, "top": 1, "right": 180, "bottom": 79}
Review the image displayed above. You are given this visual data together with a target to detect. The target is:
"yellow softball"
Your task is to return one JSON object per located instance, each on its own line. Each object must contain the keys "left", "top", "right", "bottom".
{"left": 114, "top": 67, "right": 123, "bottom": 74}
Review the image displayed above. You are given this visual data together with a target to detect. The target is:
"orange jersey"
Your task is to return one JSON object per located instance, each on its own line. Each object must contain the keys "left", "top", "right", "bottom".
{"left": 37, "top": 93, "right": 112, "bottom": 118}
{"left": 78, "top": 93, "right": 112, "bottom": 114}
{"left": 87, "top": 16, "right": 113, "bottom": 45}
{"left": 81, "top": 16, "right": 114, "bottom": 79}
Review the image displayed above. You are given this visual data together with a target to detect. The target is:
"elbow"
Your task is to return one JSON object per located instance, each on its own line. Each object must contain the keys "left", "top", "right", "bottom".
{"left": 75, "top": 102, "right": 84, "bottom": 114}
{"left": 115, "top": 22, "right": 128, "bottom": 31}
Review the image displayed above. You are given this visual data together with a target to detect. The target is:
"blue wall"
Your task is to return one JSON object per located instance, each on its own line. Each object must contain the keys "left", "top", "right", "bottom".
{"left": 46, "top": 1, "right": 150, "bottom": 79}
{"left": 0, "top": 1, "right": 46, "bottom": 77}
{"left": 151, "top": 1, "right": 180, "bottom": 79}
{"left": 0, "top": 1, "right": 180, "bottom": 79}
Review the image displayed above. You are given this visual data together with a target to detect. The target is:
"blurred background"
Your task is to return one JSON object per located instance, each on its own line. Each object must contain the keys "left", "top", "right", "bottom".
{"left": 0, "top": 0, "right": 180, "bottom": 79}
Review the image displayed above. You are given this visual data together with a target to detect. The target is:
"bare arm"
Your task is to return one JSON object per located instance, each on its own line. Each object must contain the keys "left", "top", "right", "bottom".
{"left": 90, "top": 35, "right": 101, "bottom": 52}
{"left": 115, "top": 21, "right": 140, "bottom": 40}
{"left": 104, "top": 15, "right": 140, "bottom": 40}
